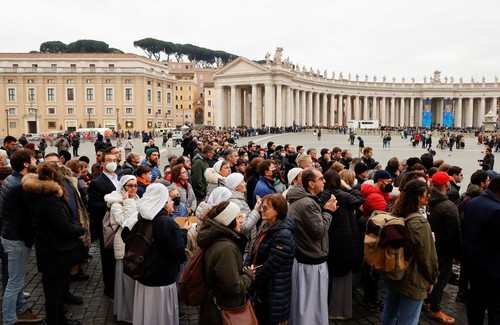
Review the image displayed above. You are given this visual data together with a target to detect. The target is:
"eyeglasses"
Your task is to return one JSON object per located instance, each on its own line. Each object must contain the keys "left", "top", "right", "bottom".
{"left": 262, "top": 205, "right": 272, "bottom": 212}
{"left": 124, "top": 184, "right": 138, "bottom": 189}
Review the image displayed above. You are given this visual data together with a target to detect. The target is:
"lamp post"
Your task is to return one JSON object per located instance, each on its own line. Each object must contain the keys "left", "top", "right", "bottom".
{"left": 116, "top": 108, "right": 120, "bottom": 135}
{"left": 33, "top": 108, "right": 38, "bottom": 133}
{"left": 87, "top": 108, "right": 91, "bottom": 128}
{"left": 5, "top": 109, "right": 9, "bottom": 135}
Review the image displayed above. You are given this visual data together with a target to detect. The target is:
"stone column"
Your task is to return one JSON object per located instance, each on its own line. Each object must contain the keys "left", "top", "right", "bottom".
{"left": 301, "top": 91, "right": 307, "bottom": 126}
{"left": 337, "top": 95, "right": 343, "bottom": 126}
{"left": 346, "top": 95, "right": 352, "bottom": 122}
{"left": 380, "top": 97, "right": 386, "bottom": 126}
{"left": 479, "top": 97, "right": 486, "bottom": 127}
{"left": 409, "top": 97, "right": 415, "bottom": 127}
{"left": 307, "top": 91, "right": 313, "bottom": 126}
{"left": 230, "top": 86, "right": 237, "bottom": 127}
{"left": 264, "top": 83, "right": 274, "bottom": 127}
{"left": 331, "top": 94, "right": 336, "bottom": 126}
{"left": 390, "top": 97, "right": 395, "bottom": 127}
{"left": 251, "top": 84, "right": 258, "bottom": 127}
{"left": 286, "top": 86, "right": 293, "bottom": 127}
{"left": 372, "top": 97, "right": 378, "bottom": 121}
{"left": 399, "top": 97, "right": 405, "bottom": 126}
{"left": 455, "top": 98, "right": 462, "bottom": 128}
{"left": 215, "top": 85, "right": 224, "bottom": 127}
{"left": 363, "top": 96, "right": 369, "bottom": 120}
{"left": 314, "top": 92, "right": 320, "bottom": 126}
{"left": 276, "top": 84, "right": 282, "bottom": 127}
{"left": 321, "top": 93, "right": 328, "bottom": 126}
{"left": 437, "top": 98, "right": 444, "bottom": 126}
{"left": 294, "top": 89, "right": 300, "bottom": 126}
{"left": 466, "top": 98, "right": 473, "bottom": 127}
{"left": 354, "top": 96, "right": 360, "bottom": 120}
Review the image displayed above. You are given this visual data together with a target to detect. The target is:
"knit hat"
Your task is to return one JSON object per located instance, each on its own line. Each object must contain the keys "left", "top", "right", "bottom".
{"left": 207, "top": 187, "right": 232, "bottom": 205}
{"left": 406, "top": 157, "right": 422, "bottom": 168}
{"left": 225, "top": 173, "right": 244, "bottom": 190}
{"left": 354, "top": 162, "right": 368, "bottom": 175}
{"left": 373, "top": 170, "right": 392, "bottom": 183}
{"left": 119, "top": 175, "right": 136, "bottom": 189}
{"left": 370, "top": 161, "right": 381, "bottom": 170}
{"left": 213, "top": 160, "right": 224, "bottom": 174}
{"left": 287, "top": 168, "right": 303, "bottom": 184}
{"left": 275, "top": 145, "right": 284, "bottom": 152}
{"left": 146, "top": 148, "right": 158, "bottom": 157}
{"left": 431, "top": 171, "right": 453, "bottom": 186}
{"left": 97, "top": 134, "right": 103, "bottom": 140}
{"left": 214, "top": 202, "right": 241, "bottom": 226}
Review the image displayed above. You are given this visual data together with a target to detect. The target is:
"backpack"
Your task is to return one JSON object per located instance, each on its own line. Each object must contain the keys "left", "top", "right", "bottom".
{"left": 179, "top": 238, "right": 230, "bottom": 306}
{"left": 364, "top": 211, "right": 420, "bottom": 280}
{"left": 102, "top": 209, "right": 117, "bottom": 249}
{"left": 122, "top": 215, "right": 157, "bottom": 282}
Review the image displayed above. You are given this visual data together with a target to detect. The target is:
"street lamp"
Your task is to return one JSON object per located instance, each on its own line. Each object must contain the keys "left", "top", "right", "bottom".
{"left": 5, "top": 109, "right": 9, "bottom": 135}
{"left": 116, "top": 108, "right": 120, "bottom": 135}
{"left": 33, "top": 108, "right": 38, "bottom": 133}
{"left": 87, "top": 108, "right": 91, "bottom": 128}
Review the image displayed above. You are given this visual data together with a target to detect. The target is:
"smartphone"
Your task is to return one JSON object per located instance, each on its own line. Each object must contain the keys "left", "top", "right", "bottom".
{"left": 256, "top": 195, "right": 261, "bottom": 203}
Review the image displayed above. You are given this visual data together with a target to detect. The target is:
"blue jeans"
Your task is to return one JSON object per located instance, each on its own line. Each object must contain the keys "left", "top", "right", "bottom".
{"left": 1, "top": 238, "right": 31, "bottom": 325}
{"left": 381, "top": 287, "right": 423, "bottom": 325}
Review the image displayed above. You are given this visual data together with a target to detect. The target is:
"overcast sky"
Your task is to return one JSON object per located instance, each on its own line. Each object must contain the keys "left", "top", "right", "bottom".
{"left": 3, "top": 0, "right": 499, "bottom": 82}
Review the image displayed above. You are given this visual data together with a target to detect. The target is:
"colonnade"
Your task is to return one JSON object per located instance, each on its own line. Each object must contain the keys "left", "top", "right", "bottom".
{"left": 216, "top": 83, "right": 497, "bottom": 128}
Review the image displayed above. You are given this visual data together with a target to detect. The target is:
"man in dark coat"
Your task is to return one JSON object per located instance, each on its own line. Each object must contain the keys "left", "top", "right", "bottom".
{"left": 88, "top": 151, "right": 119, "bottom": 298}
{"left": 463, "top": 176, "right": 500, "bottom": 324}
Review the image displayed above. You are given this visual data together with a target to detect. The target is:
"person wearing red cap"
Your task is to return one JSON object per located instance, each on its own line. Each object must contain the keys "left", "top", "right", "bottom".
{"left": 425, "top": 172, "right": 462, "bottom": 324}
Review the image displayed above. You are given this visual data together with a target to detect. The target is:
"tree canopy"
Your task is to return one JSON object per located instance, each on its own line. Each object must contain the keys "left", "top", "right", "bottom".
{"left": 39, "top": 39, "right": 121, "bottom": 53}
{"left": 133, "top": 38, "right": 237, "bottom": 67}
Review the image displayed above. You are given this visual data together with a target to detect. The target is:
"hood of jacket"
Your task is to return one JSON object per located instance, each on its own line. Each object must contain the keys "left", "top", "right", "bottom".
{"left": 22, "top": 173, "right": 63, "bottom": 198}
{"left": 360, "top": 182, "right": 383, "bottom": 197}
{"left": 104, "top": 190, "right": 123, "bottom": 207}
{"left": 466, "top": 184, "right": 482, "bottom": 197}
{"left": 286, "top": 184, "right": 316, "bottom": 204}
{"left": 204, "top": 167, "right": 225, "bottom": 184}
{"left": 197, "top": 218, "right": 246, "bottom": 251}
{"left": 429, "top": 187, "right": 449, "bottom": 206}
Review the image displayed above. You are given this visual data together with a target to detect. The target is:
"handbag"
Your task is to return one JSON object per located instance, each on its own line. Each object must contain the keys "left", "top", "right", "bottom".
{"left": 215, "top": 298, "right": 258, "bottom": 325}
{"left": 102, "top": 209, "right": 118, "bottom": 249}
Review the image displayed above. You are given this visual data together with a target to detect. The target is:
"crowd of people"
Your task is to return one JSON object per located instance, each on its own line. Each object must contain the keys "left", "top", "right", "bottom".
{"left": 0, "top": 127, "right": 499, "bottom": 325}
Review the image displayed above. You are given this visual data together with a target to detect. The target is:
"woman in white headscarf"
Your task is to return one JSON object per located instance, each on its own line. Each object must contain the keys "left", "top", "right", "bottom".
{"left": 204, "top": 160, "right": 231, "bottom": 200}
{"left": 104, "top": 175, "right": 139, "bottom": 323}
{"left": 131, "top": 183, "right": 191, "bottom": 325}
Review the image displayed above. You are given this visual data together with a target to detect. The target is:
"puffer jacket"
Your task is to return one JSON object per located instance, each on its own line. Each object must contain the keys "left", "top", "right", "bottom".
{"left": 360, "top": 182, "right": 390, "bottom": 219}
{"left": 104, "top": 191, "right": 139, "bottom": 259}
{"left": 250, "top": 217, "right": 295, "bottom": 324}
{"left": 229, "top": 189, "right": 260, "bottom": 253}
{"left": 287, "top": 185, "right": 332, "bottom": 263}
{"left": 428, "top": 187, "right": 462, "bottom": 259}
{"left": 385, "top": 213, "right": 439, "bottom": 300}
{"left": 22, "top": 173, "right": 85, "bottom": 274}
{"left": 204, "top": 168, "right": 226, "bottom": 201}
{"left": 197, "top": 218, "right": 254, "bottom": 325}
{"left": 0, "top": 171, "right": 34, "bottom": 247}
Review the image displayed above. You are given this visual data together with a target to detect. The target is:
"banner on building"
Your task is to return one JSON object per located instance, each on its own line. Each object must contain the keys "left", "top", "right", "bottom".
{"left": 443, "top": 99, "right": 454, "bottom": 127}
{"left": 422, "top": 99, "right": 432, "bottom": 127}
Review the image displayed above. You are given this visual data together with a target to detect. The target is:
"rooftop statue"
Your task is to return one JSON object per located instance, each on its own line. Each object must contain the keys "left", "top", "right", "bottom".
{"left": 339, "top": 72, "right": 343, "bottom": 79}
{"left": 402, "top": 77, "right": 405, "bottom": 83}
{"left": 273, "top": 47, "right": 283, "bottom": 65}
{"left": 265, "top": 52, "right": 271, "bottom": 64}
{"left": 432, "top": 70, "right": 441, "bottom": 84}
{"left": 411, "top": 77, "right": 415, "bottom": 83}
{"left": 332, "top": 71, "right": 335, "bottom": 79}
{"left": 450, "top": 76, "right": 454, "bottom": 83}
{"left": 324, "top": 69, "right": 327, "bottom": 78}
{"left": 383, "top": 76, "right": 386, "bottom": 82}
{"left": 355, "top": 74, "right": 359, "bottom": 82}
{"left": 365, "top": 75, "right": 368, "bottom": 82}
{"left": 444, "top": 76, "right": 448, "bottom": 83}
{"left": 373, "top": 76, "right": 377, "bottom": 82}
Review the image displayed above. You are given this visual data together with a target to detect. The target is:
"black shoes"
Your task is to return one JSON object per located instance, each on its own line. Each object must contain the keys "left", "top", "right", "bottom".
{"left": 61, "top": 293, "right": 83, "bottom": 305}
{"left": 70, "top": 272, "right": 90, "bottom": 282}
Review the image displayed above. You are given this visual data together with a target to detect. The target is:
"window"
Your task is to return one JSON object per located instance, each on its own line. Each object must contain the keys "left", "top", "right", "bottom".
{"left": 51, "top": 64, "right": 57, "bottom": 68}
{"left": 175, "top": 95, "right": 178, "bottom": 100}
{"left": 67, "top": 107, "right": 75, "bottom": 115}
{"left": 48, "top": 108, "right": 56, "bottom": 115}
{"left": 32, "top": 64, "right": 38, "bottom": 68}
{"left": 188, "top": 86, "right": 192, "bottom": 91}
{"left": 66, "top": 79, "right": 74, "bottom": 84}
{"left": 67, "top": 88, "right": 75, "bottom": 101}
{"left": 89, "top": 64, "right": 95, "bottom": 68}
{"left": 188, "top": 104, "right": 192, "bottom": 109}
{"left": 86, "top": 79, "right": 94, "bottom": 84}
{"left": 125, "top": 88, "right": 133, "bottom": 101}
{"left": 147, "top": 89, "right": 152, "bottom": 102}
{"left": 47, "top": 79, "right": 55, "bottom": 84}
{"left": 188, "top": 95, "right": 192, "bottom": 100}
{"left": 7, "top": 79, "right": 15, "bottom": 84}
{"left": 109, "top": 64, "right": 114, "bottom": 68}
{"left": 167, "top": 85, "right": 171, "bottom": 89}
{"left": 147, "top": 81, "right": 151, "bottom": 85}
{"left": 157, "top": 90, "right": 162, "bottom": 103}
{"left": 8, "top": 108, "right": 16, "bottom": 115}
{"left": 124, "top": 79, "right": 132, "bottom": 84}
{"left": 200, "top": 93, "right": 203, "bottom": 98}
{"left": 207, "top": 100, "right": 212, "bottom": 107}
{"left": 105, "top": 88, "right": 113, "bottom": 101}
{"left": 9, "top": 122, "right": 16, "bottom": 129}
{"left": 175, "top": 86, "right": 178, "bottom": 91}
{"left": 125, "top": 107, "right": 133, "bottom": 114}
{"left": 105, "top": 79, "right": 113, "bottom": 84}
{"left": 208, "top": 90, "right": 211, "bottom": 95}
{"left": 157, "top": 82, "right": 161, "bottom": 87}
{"left": 167, "top": 109, "right": 171, "bottom": 116}
{"left": 86, "top": 88, "right": 94, "bottom": 101}
{"left": 48, "top": 121, "right": 56, "bottom": 128}
{"left": 27, "top": 79, "right": 35, "bottom": 84}
{"left": 180, "top": 95, "right": 183, "bottom": 100}
{"left": 12, "top": 64, "right": 18, "bottom": 68}
{"left": 175, "top": 105, "right": 178, "bottom": 109}
{"left": 180, "top": 86, "right": 183, "bottom": 91}
{"left": 208, "top": 112, "right": 212, "bottom": 117}
{"left": 166, "top": 92, "right": 171, "bottom": 104}
{"left": 70, "top": 64, "right": 76, "bottom": 68}
{"left": 28, "top": 88, "right": 35, "bottom": 101}
{"left": 47, "top": 88, "right": 55, "bottom": 101}
{"left": 180, "top": 104, "right": 183, "bottom": 109}
{"left": 106, "top": 107, "right": 114, "bottom": 115}
{"left": 8, "top": 88, "right": 15, "bottom": 101}
{"left": 147, "top": 108, "right": 152, "bottom": 115}
{"left": 87, "top": 107, "right": 94, "bottom": 115}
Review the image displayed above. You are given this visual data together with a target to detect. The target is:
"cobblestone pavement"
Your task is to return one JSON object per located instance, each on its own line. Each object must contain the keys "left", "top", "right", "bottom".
{"left": 0, "top": 131, "right": 487, "bottom": 324}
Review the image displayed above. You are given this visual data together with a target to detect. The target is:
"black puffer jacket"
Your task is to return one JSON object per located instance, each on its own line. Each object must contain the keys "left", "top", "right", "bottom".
{"left": 22, "top": 173, "right": 85, "bottom": 274}
{"left": 250, "top": 216, "right": 295, "bottom": 324}
{"left": 0, "top": 171, "right": 34, "bottom": 247}
{"left": 320, "top": 188, "right": 364, "bottom": 276}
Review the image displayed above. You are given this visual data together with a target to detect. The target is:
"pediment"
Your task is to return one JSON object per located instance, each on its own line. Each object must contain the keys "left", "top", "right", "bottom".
{"left": 214, "top": 57, "right": 270, "bottom": 77}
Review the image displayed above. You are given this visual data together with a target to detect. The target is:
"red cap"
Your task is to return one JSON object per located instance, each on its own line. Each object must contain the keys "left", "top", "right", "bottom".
{"left": 431, "top": 172, "right": 453, "bottom": 185}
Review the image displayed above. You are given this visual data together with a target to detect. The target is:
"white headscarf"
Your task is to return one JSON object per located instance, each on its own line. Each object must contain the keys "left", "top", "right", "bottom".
{"left": 138, "top": 183, "right": 169, "bottom": 220}
{"left": 206, "top": 187, "right": 232, "bottom": 206}
{"left": 213, "top": 160, "right": 224, "bottom": 174}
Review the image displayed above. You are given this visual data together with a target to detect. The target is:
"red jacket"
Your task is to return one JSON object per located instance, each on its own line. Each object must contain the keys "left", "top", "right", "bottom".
{"left": 360, "top": 183, "right": 390, "bottom": 220}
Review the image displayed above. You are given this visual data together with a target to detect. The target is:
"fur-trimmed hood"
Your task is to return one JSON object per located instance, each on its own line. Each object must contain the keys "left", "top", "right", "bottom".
{"left": 204, "top": 167, "right": 225, "bottom": 184}
{"left": 22, "top": 173, "right": 64, "bottom": 197}
{"left": 105, "top": 190, "right": 123, "bottom": 207}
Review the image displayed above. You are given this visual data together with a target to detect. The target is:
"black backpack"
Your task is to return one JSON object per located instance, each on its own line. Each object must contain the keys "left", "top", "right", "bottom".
{"left": 123, "top": 214, "right": 157, "bottom": 282}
